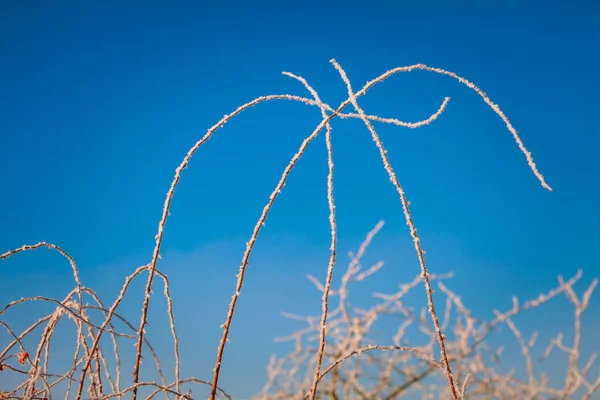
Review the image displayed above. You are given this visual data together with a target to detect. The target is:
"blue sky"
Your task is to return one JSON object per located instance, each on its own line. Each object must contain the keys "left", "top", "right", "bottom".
{"left": 1, "top": 1, "right": 599, "bottom": 398}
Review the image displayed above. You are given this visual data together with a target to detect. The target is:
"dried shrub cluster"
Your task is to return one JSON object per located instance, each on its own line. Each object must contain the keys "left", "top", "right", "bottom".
{"left": 256, "top": 222, "right": 599, "bottom": 399}
{"left": 1, "top": 59, "right": 597, "bottom": 399}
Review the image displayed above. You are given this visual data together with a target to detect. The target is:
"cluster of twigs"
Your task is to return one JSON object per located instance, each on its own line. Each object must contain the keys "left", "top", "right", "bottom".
{"left": 256, "top": 221, "right": 599, "bottom": 399}
{"left": 2, "top": 59, "right": 595, "bottom": 399}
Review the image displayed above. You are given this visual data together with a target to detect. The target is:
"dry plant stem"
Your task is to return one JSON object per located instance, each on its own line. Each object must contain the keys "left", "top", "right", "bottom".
{"left": 495, "top": 312, "right": 536, "bottom": 394}
{"left": 331, "top": 58, "right": 459, "bottom": 400}
{"left": 282, "top": 72, "right": 339, "bottom": 400}
{"left": 0, "top": 296, "right": 121, "bottom": 336}
{"left": 316, "top": 345, "right": 442, "bottom": 385}
{"left": 145, "top": 378, "right": 233, "bottom": 400}
{"left": 583, "top": 377, "right": 600, "bottom": 400}
{"left": 156, "top": 270, "right": 181, "bottom": 399}
{"left": 0, "top": 244, "right": 86, "bottom": 320}
{"left": 340, "top": 222, "right": 385, "bottom": 330}
{"left": 461, "top": 374, "right": 472, "bottom": 399}
{"left": 560, "top": 276, "right": 598, "bottom": 397}
{"left": 358, "top": 64, "right": 551, "bottom": 191}
{"left": 83, "top": 289, "right": 124, "bottom": 397}
{"left": 25, "top": 311, "right": 66, "bottom": 398}
{"left": 0, "top": 242, "right": 82, "bottom": 290}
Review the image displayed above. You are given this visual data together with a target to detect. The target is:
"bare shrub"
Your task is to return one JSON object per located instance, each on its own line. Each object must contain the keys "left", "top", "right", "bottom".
{"left": 256, "top": 221, "right": 599, "bottom": 399}
{"left": 1, "top": 59, "right": 595, "bottom": 400}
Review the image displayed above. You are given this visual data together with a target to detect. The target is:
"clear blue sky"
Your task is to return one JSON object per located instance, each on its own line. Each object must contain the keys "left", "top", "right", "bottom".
{"left": 1, "top": 1, "right": 598, "bottom": 398}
